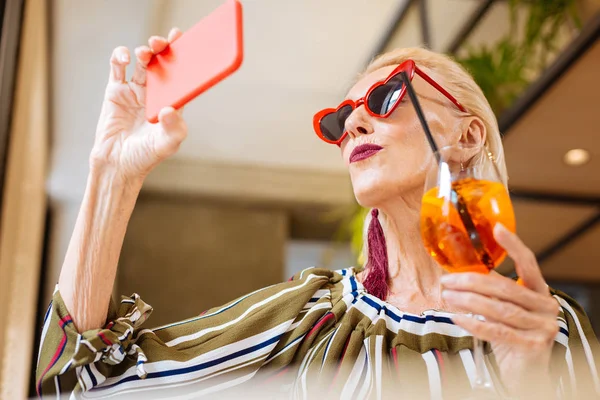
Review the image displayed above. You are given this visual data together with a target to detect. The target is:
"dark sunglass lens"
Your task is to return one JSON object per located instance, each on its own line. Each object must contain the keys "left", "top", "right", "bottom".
{"left": 320, "top": 104, "right": 353, "bottom": 141}
{"left": 367, "top": 74, "right": 405, "bottom": 115}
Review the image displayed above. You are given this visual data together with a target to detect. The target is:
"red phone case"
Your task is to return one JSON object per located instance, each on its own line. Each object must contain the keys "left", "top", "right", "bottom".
{"left": 145, "top": 0, "right": 243, "bottom": 123}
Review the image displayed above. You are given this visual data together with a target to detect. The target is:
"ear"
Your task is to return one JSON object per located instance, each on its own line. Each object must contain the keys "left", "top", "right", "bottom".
{"left": 458, "top": 117, "right": 486, "bottom": 147}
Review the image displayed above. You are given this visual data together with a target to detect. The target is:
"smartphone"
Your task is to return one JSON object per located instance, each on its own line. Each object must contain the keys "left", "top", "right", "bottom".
{"left": 145, "top": 0, "right": 243, "bottom": 123}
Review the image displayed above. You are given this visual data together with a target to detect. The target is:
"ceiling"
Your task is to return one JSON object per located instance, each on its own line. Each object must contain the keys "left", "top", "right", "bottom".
{"left": 501, "top": 39, "right": 600, "bottom": 280}
{"left": 47, "top": 0, "right": 600, "bottom": 281}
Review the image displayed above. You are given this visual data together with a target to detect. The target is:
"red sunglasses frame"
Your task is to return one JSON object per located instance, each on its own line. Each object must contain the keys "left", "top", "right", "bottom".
{"left": 313, "top": 59, "right": 467, "bottom": 145}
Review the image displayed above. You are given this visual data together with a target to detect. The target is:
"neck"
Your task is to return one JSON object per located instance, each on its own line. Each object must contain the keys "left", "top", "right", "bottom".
{"left": 376, "top": 190, "right": 447, "bottom": 311}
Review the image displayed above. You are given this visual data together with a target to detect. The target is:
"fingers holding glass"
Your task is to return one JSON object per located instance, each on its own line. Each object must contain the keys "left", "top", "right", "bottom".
{"left": 109, "top": 46, "right": 130, "bottom": 83}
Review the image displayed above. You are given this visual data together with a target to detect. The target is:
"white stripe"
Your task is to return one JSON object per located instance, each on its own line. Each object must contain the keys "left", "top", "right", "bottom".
{"left": 78, "top": 366, "right": 92, "bottom": 392}
{"left": 312, "top": 289, "right": 330, "bottom": 299}
{"left": 565, "top": 345, "right": 577, "bottom": 397}
{"left": 37, "top": 302, "right": 54, "bottom": 366}
{"left": 118, "top": 325, "right": 133, "bottom": 341}
{"left": 299, "top": 267, "right": 316, "bottom": 280}
{"left": 84, "top": 358, "right": 261, "bottom": 399}
{"left": 555, "top": 329, "right": 569, "bottom": 347}
{"left": 459, "top": 349, "right": 476, "bottom": 388}
{"left": 556, "top": 296, "right": 600, "bottom": 394}
{"left": 133, "top": 329, "right": 155, "bottom": 341}
{"left": 297, "top": 330, "right": 335, "bottom": 398}
{"left": 59, "top": 335, "right": 80, "bottom": 375}
{"left": 422, "top": 351, "right": 442, "bottom": 400}
{"left": 374, "top": 336, "right": 383, "bottom": 400}
{"left": 340, "top": 275, "right": 359, "bottom": 309}
{"left": 285, "top": 319, "right": 303, "bottom": 333}
{"left": 356, "top": 339, "right": 373, "bottom": 400}
{"left": 303, "top": 302, "right": 332, "bottom": 318}
{"left": 88, "top": 363, "right": 106, "bottom": 388}
{"left": 166, "top": 273, "right": 324, "bottom": 347}
{"left": 352, "top": 298, "right": 470, "bottom": 338}
{"left": 88, "top": 320, "right": 291, "bottom": 396}
{"left": 558, "top": 318, "right": 568, "bottom": 331}
{"left": 320, "top": 327, "right": 341, "bottom": 371}
{"left": 153, "top": 284, "right": 273, "bottom": 332}
{"left": 341, "top": 346, "right": 367, "bottom": 399}
{"left": 80, "top": 339, "right": 96, "bottom": 353}
{"left": 54, "top": 376, "right": 60, "bottom": 397}
{"left": 262, "top": 332, "right": 306, "bottom": 366}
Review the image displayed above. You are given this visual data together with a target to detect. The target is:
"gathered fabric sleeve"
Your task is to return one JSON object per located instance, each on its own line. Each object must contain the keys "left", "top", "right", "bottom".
{"left": 36, "top": 267, "right": 336, "bottom": 399}
{"left": 549, "top": 288, "right": 600, "bottom": 399}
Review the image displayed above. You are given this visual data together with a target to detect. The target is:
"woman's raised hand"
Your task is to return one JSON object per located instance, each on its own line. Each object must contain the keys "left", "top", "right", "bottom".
{"left": 441, "top": 224, "right": 560, "bottom": 396}
{"left": 90, "top": 28, "right": 187, "bottom": 181}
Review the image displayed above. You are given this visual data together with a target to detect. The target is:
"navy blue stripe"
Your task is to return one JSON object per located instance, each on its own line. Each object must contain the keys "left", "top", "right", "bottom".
{"left": 265, "top": 331, "right": 307, "bottom": 362}
{"left": 350, "top": 276, "right": 359, "bottom": 304}
{"left": 322, "top": 330, "right": 336, "bottom": 364}
{"left": 560, "top": 327, "right": 568, "bottom": 337}
{"left": 85, "top": 365, "right": 98, "bottom": 387}
{"left": 361, "top": 296, "right": 454, "bottom": 325}
{"left": 96, "top": 333, "right": 283, "bottom": 390}
{"left": 37, "top": 319, "right": 71, "bottom": 396}
{"left": 43, "top": 301, "right": 53, "bottom": 324}
{"left": 51, "top": 320, "right": 72, "bottom": 367}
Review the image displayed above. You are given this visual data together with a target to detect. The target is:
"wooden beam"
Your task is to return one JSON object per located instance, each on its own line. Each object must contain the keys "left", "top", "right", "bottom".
{"left": 143, "top": 158, "right": 355, "bottom": 207}
{"left": 0, "top": 0, "right": 24, "bottom": 210}
{"left": 0, "top": 0, "right": 49, "bottom": 397}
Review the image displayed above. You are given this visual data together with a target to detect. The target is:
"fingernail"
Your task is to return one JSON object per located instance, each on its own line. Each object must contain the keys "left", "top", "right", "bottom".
{"left": 162, "top": 108, "right": 176, "bottom": 124}
{"left": 494, "top": 223, "right": 509, "bottom": 236}
{"left": 119, "top": 54, "right": 129, "bottom": 63}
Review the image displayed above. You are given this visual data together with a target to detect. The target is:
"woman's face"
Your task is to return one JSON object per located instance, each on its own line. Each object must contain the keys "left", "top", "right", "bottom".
{"left": 340, "top": 65, "right": 465, "bottom": 208}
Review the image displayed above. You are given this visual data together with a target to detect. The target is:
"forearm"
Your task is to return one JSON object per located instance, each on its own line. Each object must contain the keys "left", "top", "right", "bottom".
{"left": 58, "top": 166, "right": 144, "bottom": 332}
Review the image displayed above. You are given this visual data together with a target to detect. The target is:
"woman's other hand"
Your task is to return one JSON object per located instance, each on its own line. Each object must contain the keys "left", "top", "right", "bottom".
{"left": 441, "top": 223, "right": 560, "bottom": 397}
{"left": 90, "top": 27, "right": 187, "bottom": 181}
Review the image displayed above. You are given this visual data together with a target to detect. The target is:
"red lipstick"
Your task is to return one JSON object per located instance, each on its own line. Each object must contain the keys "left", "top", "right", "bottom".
{"left": 350, "top": 144, "right": 383, "bottom": 163}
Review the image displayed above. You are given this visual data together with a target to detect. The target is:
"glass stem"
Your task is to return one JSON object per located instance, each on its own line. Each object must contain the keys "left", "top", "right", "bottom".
{"left": 472, "top": 323, "right": 493, "bottom": 391}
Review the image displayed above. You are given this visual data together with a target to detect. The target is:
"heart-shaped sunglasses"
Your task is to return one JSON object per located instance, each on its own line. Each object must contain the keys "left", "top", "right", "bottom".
{"left": 313, "top": 60, "right": 467, "bottom": 145}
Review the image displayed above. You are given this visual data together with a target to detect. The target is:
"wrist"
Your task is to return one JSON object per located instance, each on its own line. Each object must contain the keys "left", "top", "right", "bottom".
{"left": 88, "top": 163, "right": 145, "bottom": 196}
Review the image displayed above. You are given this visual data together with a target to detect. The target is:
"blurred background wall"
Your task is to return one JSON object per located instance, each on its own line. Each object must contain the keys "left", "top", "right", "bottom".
{"left": 0, "top": 0, "right": 599, "bottom": 397}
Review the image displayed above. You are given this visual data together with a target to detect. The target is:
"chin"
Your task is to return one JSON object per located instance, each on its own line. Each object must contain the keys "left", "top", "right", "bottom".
{"left": 350, "top": 173, "right": 394, "bottom": 208}
{"left": 350, "top": 170, "right": 424, "bottom": 208}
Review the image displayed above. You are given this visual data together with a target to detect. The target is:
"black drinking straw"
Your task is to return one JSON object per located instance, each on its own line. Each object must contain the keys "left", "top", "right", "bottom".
{"left": 401, "top": 71, "right": 441, "bottom": 164}
{"left": 401, "top": 71, "right": 493, "bottom": 269}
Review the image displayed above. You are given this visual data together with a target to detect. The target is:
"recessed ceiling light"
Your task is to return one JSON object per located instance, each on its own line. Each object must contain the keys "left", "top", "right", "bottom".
{"left": 564, "top": 148, "right": 590, "bottom": 166}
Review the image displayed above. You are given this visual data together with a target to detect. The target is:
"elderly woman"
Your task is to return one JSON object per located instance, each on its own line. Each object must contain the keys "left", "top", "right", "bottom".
{"left": 36, "top": 28, "right": 599, "bottom": 399}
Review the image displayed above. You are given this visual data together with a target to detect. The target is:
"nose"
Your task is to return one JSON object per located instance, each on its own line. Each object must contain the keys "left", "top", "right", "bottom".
{"left": 345, "top": 106, "right": 374, "bottom": 139}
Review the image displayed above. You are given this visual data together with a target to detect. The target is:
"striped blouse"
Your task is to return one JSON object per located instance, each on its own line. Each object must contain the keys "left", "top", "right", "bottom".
{"left": 36, "top": 267, "right": 600, "bottom": 399}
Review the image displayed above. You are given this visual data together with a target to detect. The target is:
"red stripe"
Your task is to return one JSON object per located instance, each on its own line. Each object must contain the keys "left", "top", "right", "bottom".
{"left": 306, "top": 313, "right": 334, "bottom": 339}
{"left": 36, "top": 316, "right": 73, "bottom": 396}
{"left": 98, "top": 332, "right": 113, "bottom": 347}
{"left": 433, "top": 349, "right": 445, "bottom": 387}
{"left": 262, "top": 366, "right": 289, "bottom": 385}
{"left": 392, "top": 346, "right": 400, "bottom": 377}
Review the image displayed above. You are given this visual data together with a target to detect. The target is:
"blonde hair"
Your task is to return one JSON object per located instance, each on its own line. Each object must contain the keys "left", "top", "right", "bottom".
{"left": 358, "top": 47, "right": 508, "bottom": 269}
